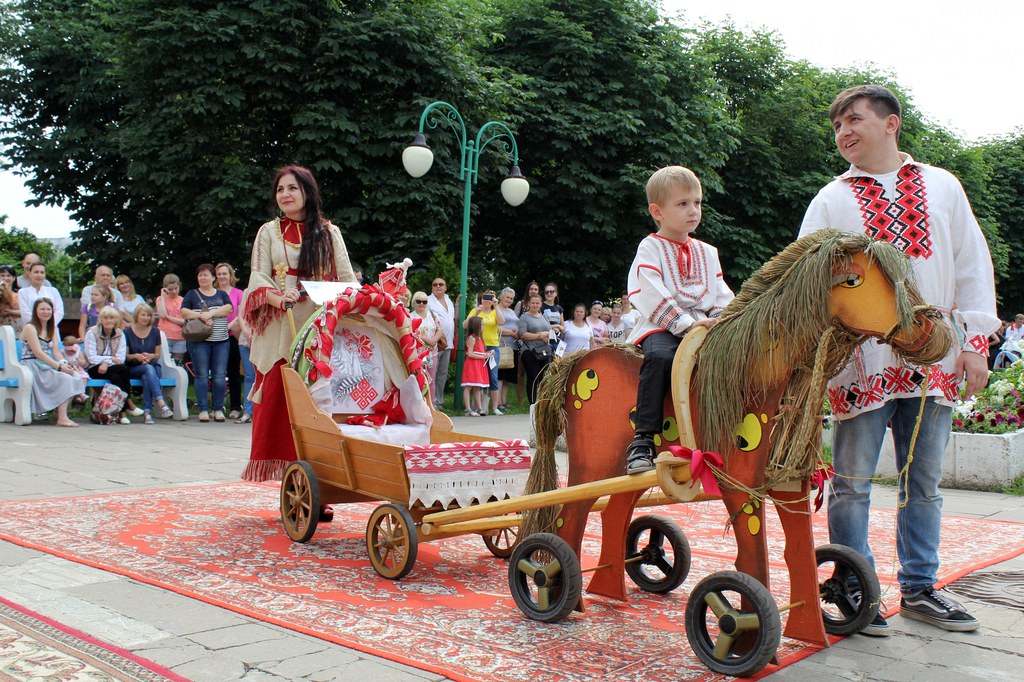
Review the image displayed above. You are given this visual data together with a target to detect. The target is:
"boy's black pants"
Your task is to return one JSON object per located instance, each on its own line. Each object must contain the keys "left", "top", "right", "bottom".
{"left": 634, "top": 331, "right": 682, "bottom": 435}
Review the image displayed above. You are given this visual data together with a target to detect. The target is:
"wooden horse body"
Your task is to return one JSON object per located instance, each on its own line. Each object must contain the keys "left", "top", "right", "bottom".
{"left": 531, "top": 231, "right": 951, "bottom": 644}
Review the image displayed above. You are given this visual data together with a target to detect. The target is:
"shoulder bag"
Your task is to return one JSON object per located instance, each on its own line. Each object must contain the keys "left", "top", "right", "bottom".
{"left": 182, "top": 301, "right": 213, "bottom": 342}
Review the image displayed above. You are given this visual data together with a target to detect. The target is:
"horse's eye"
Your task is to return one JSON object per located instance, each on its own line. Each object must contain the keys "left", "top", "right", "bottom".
{"left": 839, "top": 274, "right": 863, "bottom": 288}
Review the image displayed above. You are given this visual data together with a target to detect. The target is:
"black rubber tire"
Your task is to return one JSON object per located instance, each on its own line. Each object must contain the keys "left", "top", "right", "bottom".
{"left": 482, "top": 525, "right": 519, "bottom": 558}
{"left": 366, "top": 503, "right": 418, "bottom": 580}
{"left": 685, "top": 571, "right": 781, "bottom": 677}
{"left": 280, "top": 461, "right": 320, "bottom": 543}
{"left": 816, "top": 543, "right": 881, "bottom": 636}
{"left": 625, "top": 514, "right": 692, "bottom": 593}
{"left": 508, "top": 532, "right": 582, "bottom": 623}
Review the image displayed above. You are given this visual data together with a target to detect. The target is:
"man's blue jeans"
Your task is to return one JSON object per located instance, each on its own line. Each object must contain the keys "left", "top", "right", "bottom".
{"left": 186, "top": 339, "right": 228, "bottom": 412}
{"left": 828, "top": 396, "right": 951, "bottom": 596}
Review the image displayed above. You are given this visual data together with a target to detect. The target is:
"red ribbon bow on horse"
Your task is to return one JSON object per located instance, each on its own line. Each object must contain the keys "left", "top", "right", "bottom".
{"left": 666, "top": 445, "right": 723, "bottom": 497}
{"left": 811, "top": 461, "right": 835, "bottom": 512}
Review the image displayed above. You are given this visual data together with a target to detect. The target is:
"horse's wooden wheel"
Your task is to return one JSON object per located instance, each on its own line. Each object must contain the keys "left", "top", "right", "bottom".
{"left": 280, "top": 461, "right": 320, "bottom": 543}
{"left": 508, "top": 532, "right": 582, "bottom": 623}
{"left": 481, "top": 525, "right": 519, "bottom": 558}
{"left": 685, "top": 571, "right": 781, "bottom": 677}
{"left": 366, "top": 503, "right": 418, "bottom": 580}
{"left": 816, "top": 543, "right": 881, "bottom": 636}
{"left": 625, "top": 514, "right": 691, "bottom": 593}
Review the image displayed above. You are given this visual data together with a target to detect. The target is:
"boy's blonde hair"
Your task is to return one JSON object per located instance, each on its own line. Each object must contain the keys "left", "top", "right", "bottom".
{"left": 645, "top": 166, "right": 702, "bottom": 206}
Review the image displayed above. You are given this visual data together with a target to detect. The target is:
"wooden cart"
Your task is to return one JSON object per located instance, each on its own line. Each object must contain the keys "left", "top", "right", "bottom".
{"left": 279, "top": 365, "right": 529, "bottom": 579}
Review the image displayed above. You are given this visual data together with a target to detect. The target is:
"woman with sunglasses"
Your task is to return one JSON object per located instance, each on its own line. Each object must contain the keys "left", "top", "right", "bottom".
{"left": 427, "top": 278, "right": 455, "bottom": 408}
{"left": 540, "top": 282, "right": 564, "bottom": 351}
{"left": 410, "top": 290, "right": 442, "bottom": 400}
{"left": 20, "top": 297, "right": 84, "bottom": 426}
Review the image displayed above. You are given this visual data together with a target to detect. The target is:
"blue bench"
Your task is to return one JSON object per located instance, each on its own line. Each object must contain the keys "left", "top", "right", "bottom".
{"left": 0, "top": 325, "right": 189, "bottom": 423}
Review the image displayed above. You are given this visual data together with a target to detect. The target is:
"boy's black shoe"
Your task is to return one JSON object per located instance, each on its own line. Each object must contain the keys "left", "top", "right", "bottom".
{"left": 625, "top": 435, "right": 656, "bottom": 474}
{"left": 900, "top": 587, "right": 979, "bottom": 632}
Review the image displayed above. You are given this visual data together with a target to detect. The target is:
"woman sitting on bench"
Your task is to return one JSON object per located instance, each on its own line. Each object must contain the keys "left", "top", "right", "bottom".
{"left": 83, "top": 306, "right": 135, "bottom": 424}
{"left": 19, "top": 297, "right": 85, "bottom": 427}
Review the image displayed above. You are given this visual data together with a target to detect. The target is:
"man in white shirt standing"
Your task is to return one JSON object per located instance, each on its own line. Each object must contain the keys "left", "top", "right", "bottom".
{"left": 80, "top": 264, "right": 125, "bottom": 312}
{"left": 17, "top": 252, "right": 50, "bottom": 289}
{"left": 800, "top": 84, "right": 998, "bottom": 636}
{"left": 427, "top": 277, "right": 455, "bottom": 409}
{"left": 18, "top": 261, "right": 64, "bottom": 326}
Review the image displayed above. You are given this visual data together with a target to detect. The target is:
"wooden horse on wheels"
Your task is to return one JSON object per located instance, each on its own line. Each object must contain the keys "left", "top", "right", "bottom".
{"left": 518, "top": 230, "right": 952, "bottom": 675}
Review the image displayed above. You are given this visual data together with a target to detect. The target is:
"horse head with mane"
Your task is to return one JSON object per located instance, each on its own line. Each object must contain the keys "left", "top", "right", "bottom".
{"left": 525, "top": 229, "right": 951, "bottom": 642}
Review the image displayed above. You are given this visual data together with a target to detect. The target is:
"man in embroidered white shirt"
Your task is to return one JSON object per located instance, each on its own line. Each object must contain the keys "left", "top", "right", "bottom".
{"left": 800, "top": 84, "right": 999, "bottom": 636}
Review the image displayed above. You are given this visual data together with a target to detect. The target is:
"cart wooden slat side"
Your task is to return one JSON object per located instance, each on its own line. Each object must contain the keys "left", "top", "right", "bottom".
{"left": 283, "top": 366, "right": 493, "bottom": 509}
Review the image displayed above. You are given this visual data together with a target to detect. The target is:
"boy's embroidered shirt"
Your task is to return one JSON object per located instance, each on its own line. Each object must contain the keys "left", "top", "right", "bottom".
{"left": 625, "top": 233, "right": 733, "bottom": 345}
{"left": 800, "top": 154, "right": 999, "bottom": 418}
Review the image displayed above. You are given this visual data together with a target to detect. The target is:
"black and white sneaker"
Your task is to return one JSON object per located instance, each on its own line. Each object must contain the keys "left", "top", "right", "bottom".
{"left": 851, "top": 588, "right": 889, "bottom": 637}
{"left": 900, "top": 587, "right": 979, "bottom": 632}
{"left": 625, "top": 435, "right": 656, "bottom": 474}
{"left": 862, "top": 612, "right": 890, "bottom": 637}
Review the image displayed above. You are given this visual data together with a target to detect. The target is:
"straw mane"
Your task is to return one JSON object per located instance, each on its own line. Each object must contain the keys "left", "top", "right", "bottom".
{"left": 695, "top": 229, "right": 950, "bottom": 490}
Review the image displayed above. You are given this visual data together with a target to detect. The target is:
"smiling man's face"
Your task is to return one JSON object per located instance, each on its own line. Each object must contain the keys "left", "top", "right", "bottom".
{"left": 832, "top": 98, "right": 900, "bottom": 173}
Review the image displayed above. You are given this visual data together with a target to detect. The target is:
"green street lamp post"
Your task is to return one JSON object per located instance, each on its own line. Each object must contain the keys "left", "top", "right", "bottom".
{"left": 402, "top": 101, "right": 530, "bottom": 411}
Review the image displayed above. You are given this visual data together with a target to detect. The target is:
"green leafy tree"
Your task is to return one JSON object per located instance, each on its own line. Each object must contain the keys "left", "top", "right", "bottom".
{"left": 474, "top": 0, "right": 738, "bottom": 304}
{"left": 977, "top": 132, "right": 1024, "bottom": 315}
{"left": 0, "top": 0, "right": 498, "bottom": 292}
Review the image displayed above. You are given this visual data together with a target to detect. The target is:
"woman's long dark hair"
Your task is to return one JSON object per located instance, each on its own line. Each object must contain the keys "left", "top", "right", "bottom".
{"left": 30, "top": 298, "right": 56, "bottom": 339}
{"left": 271, "top": 165, "right": 333, "bottom": 279}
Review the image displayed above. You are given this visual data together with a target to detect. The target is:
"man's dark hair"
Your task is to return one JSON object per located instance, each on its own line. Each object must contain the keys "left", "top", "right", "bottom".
{"left": 829, "top": 84, "right": 902, "bottom": 123}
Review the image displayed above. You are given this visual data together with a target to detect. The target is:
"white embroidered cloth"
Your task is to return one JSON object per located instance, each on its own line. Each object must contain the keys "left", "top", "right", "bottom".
{"left": 403, "top": 439, "right": 531, "bottom": 509}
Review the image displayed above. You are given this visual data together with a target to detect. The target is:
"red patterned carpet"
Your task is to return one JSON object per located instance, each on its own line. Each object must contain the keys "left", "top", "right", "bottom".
{"left": 0, "top": 595, "right": 187, "bottom": 681}
{"left": 1, "top": 483, "right": 1022, "bottom": 682}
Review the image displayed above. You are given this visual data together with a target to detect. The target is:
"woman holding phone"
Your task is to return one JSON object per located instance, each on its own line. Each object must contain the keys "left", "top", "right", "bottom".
{"left": 462, "top": 290, "right": 504, "bottom": 415}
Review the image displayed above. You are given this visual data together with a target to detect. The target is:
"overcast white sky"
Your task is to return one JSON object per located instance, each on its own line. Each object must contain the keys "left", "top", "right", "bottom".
{"left": 3, "top": 0, "right": 1021, "bottom": 240}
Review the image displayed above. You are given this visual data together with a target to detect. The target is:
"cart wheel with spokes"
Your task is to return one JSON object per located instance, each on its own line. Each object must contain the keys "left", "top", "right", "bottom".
{"left": 366, "top": 503, "right": 418, "bottom": 580}
{"left": 816, "top": 543, "right": 881, "bottom": 636}
{"left": 625, "top": 514, "right": 691, "bottom": 593}
{"left": 508, "top": 532, "right": 582, "bottom": 623}
{"left": 482, "top": 524, "right": 519, "bottom": 558}
{"left": 685, "top": 570, "right": 781, "bottom": 677}
{"left": 280, "top": 461, "right": 320, "bottom": 543}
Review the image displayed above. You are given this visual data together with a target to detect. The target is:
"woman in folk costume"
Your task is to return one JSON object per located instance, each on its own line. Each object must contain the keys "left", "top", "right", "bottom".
{"left": 242, "top": 165, "right": 355, "bottom": 484}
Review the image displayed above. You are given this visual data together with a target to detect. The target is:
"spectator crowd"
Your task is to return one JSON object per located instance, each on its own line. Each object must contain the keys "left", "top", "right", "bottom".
{"left": 2, "top": 248, "right": 658, "bottom": 426}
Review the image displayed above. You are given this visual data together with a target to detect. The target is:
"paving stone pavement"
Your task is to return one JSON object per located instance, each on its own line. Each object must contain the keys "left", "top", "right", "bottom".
{"left": 2, "top": 414, "right": 1023, "bottom": 681}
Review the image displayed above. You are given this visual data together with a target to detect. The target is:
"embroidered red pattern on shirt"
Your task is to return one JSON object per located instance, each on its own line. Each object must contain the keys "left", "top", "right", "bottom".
{"left": 968, "top": 334, "right": 989, "bottom": 356}
{"left": 653, "top": 236, "right": 709, "bottom": 302}
{"left": 830, "top": 360, "right": 963, "bottom": 415}
{"left": 849, "top": 165, "right": 932, "bottom": 259}
{"left": 827, "top": 387, "right": 852, "bottom": 416}
{"left": 882, "top": 365, "right": 917, "bottom": 394}
{"left": 927, "top": 366, "right": 959, "bottom": 402}
{"left": 850, "top": 375, "right": 885, "bottom": 409}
